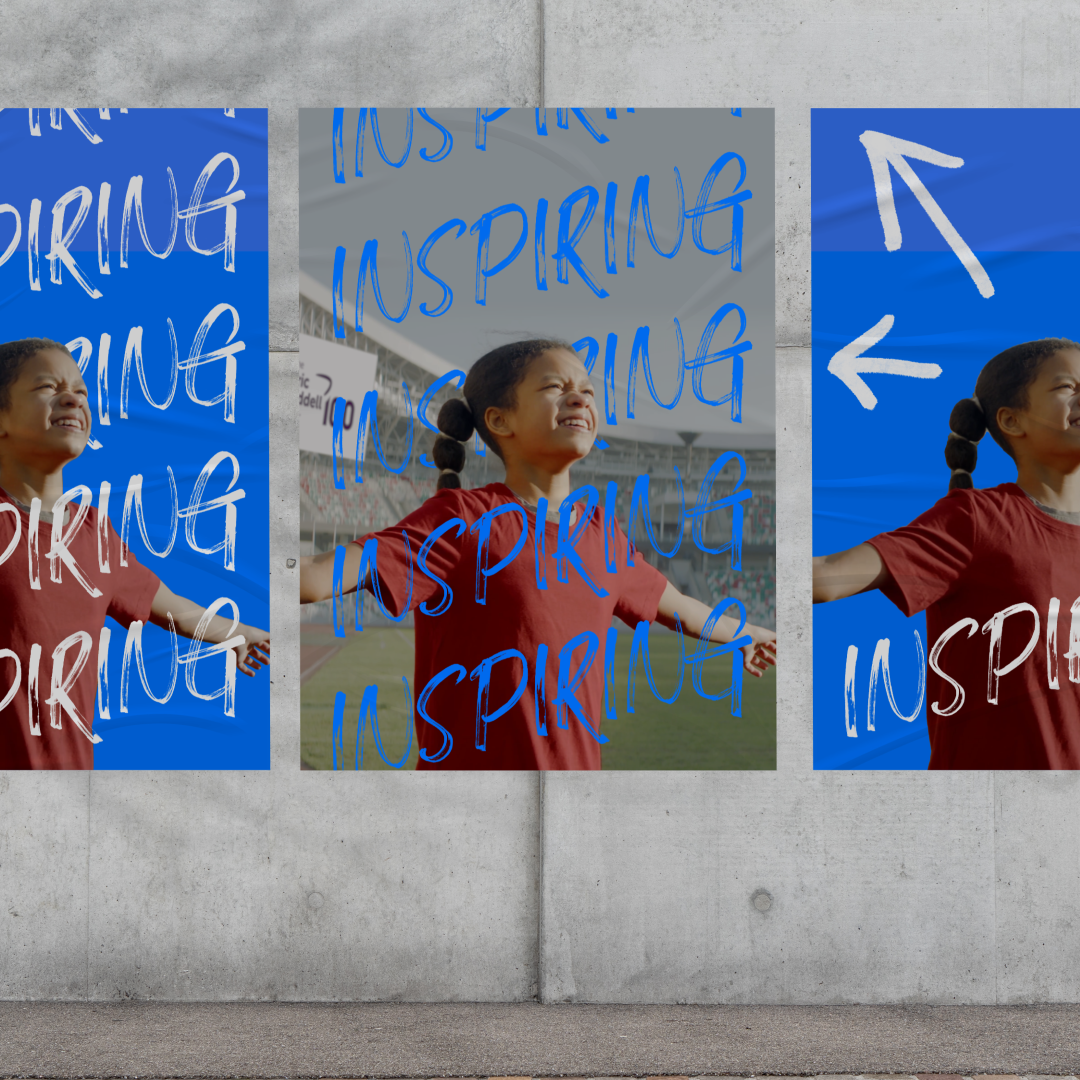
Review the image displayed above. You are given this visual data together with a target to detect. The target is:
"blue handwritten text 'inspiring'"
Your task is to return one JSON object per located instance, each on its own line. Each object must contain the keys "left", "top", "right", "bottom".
{"left": 330, "top": 605, "right": 753, "bottom": 767}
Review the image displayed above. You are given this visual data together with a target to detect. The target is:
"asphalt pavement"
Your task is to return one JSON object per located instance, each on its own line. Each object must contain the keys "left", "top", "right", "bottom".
{"left": 1, "top": 1002, "right": 1079, "bottom": 1077}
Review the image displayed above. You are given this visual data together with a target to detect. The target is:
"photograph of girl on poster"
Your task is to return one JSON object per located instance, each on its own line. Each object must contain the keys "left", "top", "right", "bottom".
{"left": 814, "top": 338, "right": 1080, "bottom": 769}
{"left": 0, "top": 338, "right": 270, "bottom": 770}
{"left": 300, "top": 336, "right": 777, "bottom": 769}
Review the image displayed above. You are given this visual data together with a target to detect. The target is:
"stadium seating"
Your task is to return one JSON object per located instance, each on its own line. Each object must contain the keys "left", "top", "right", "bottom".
{"left": 705, "top": 563, "right": 776, "bottom": 630}
{"left": 744, "top": 492, "right": 776, "bottom": 547}
{"left": 300, "top": 468, "right": 400, "bottom": 533}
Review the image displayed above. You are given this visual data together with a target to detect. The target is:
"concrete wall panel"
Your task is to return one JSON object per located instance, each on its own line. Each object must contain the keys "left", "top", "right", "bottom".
{"left": 775, "top": 348, "right": 812, "bottom": 775}
{"left": 0, "top": 774, "right": 90, "bottom": 999}
{"left": 267, "top": 773, "right": 541, "bottom": 1001}
{"left": 269, "top": 351, "right": 303, "bottom": 773}
{"left": 86, "top": 772, "right": 539, "bottom": 1001}
{"left": 993, "top": 773, "right": 1080, "bottom": 1003}
{"left": 88, "top": 773, "right": 278, "bottom": 1000}
{"left": 540, "top": 772, "right": 997, "bottom": 1003}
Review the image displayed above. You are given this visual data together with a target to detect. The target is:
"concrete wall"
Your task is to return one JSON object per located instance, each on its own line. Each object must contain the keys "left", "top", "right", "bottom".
{"left": 3, "top": 1, "right": 1080, "bottom": 1003}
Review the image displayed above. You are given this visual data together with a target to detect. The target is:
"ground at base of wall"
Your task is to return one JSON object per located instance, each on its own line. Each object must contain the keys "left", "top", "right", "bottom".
{"left": 5, "top": 1003, "right": 1080, "bottom": 1079}
{"left": 474, "top": 1075, "right": 1075, "bottom": 1080}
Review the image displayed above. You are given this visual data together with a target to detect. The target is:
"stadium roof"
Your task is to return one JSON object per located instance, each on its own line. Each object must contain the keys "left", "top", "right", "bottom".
{"left": 301, "top": 270, "right": 456, "bottom": 379}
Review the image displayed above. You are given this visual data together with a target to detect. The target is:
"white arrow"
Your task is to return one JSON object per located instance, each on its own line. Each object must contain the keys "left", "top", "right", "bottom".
{"left": 828, "top": 314, "right": 942, "bottom": 410}
{"left": 859, "top": 130, "right": 994, "bottom": 299}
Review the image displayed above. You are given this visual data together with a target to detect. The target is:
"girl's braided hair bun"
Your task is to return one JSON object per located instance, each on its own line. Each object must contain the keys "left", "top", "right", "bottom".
{"left": 431, "top": 338, "right": 573, "bottom": 491}
{"left": 946, "top": 398, "right": 985, "bottom": 490}
{"left": 437, "top": 398, "right": 475, "bottom": 441}
{"left": 433, "top": 399, "right": 475, "bottom": 490}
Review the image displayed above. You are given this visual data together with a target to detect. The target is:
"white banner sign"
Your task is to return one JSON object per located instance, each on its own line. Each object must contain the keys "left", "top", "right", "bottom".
{"left": 299, "top": 333, "right": 378, "bottom": 457}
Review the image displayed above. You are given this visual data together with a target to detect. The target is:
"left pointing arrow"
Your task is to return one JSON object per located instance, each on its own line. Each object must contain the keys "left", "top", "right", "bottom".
{"left": 828, "top": 314, "right": 943, "bottom": 410}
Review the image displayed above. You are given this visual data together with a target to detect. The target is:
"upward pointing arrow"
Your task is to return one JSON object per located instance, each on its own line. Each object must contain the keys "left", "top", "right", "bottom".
{"left": 859, "top": 130, "right": 994, "bottom": 299}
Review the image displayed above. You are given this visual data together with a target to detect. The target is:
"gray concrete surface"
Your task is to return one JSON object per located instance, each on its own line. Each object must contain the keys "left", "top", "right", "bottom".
{"left": 5, "top": 1002, "right": 1080, "bottom": 1077}
{"left": 3, "top": 0, "right": 1080, "bottom": 1007}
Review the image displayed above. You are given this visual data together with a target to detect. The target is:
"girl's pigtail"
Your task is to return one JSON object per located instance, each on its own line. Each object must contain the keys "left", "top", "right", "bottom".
{"left": 434, "top": 398, "right": 474, "bottom": 491}
{"left": 946, "top": 396, "right": 986, "bottom": 490}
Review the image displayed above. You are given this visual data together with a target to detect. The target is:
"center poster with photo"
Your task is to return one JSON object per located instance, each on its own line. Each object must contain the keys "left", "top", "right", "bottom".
{"left": 813, "top": 109, "right": 1080, "bottom": 770}
{"left": 298, "top": 108, "right": 775, "bottom": 770}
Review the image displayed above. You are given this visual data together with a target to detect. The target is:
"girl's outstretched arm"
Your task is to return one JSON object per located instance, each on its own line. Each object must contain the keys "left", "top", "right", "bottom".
{"left": 299, "top": 544, "right": 369, "bottom": 604}
{"left": 654, "top": 581, "right": 777, "bottom": 678}
{"left": 812, "top": 543, "right": 891, "bottom": 603}
{"left": 148, "top": 583, "right": 270, "bottom": 676}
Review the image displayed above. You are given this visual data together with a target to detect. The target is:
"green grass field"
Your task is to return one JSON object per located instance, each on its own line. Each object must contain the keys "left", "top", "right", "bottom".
{"left": 301, "top": 626, "right": 775, "bottom": 770}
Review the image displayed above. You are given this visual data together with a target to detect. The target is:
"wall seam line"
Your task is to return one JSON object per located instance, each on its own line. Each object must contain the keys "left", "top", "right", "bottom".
{"left": 537, "top": 0, "right": 545, "bottom": 109}
{"left": 536, "top": 0, "right": 546, "bottom": 1003}
{"left": 992, "top": 770, "right": 999, "bottom": 1004}
{"left": 537, "top": 769, "right": 547, "bottom": 1002}
{"left": 85, "top": 771, "right": 91, "bottom": 1002}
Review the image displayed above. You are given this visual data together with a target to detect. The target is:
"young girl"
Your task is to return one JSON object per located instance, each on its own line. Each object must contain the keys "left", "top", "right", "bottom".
{"left": 0, "top": 338, "right": 271, "bottom": 769}
{"left": 814, "top": 338, "right": 1080, "bottom": 769}
{"left": 300, "top": 339, "right": 777, "bottom": 770}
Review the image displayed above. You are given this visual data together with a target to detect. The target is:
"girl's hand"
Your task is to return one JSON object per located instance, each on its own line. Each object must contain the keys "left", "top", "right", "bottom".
{"left": 741, "top": 627, "right": 776, "bottom": 678}
{"left": 234, "top": 626, "right": 270, "bottom": 676}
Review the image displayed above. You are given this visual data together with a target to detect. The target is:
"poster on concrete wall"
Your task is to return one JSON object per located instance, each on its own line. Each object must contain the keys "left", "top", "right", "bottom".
{"left": 298, "top": 108, "right": 776, "bottom": 770}
{"left": 812, "top": 109, "right": 1080, "bottom": 769}
{"left": 0, "top": 108, "right": 270, "bottom": 769}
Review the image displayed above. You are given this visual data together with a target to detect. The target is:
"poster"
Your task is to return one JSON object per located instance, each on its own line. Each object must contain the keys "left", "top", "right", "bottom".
{"left": 299, "top": 108, "right": 775, "bottom": 770}
{"left": 0, "top": 108, "right": 270, "bottom": 769}
{"left": 813, "top": 109, "right": 1080, "bottom": 770}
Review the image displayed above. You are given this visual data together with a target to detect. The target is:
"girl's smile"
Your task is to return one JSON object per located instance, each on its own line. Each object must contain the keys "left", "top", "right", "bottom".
{"left": 557, "top": 415, "right": 592, "bottom": 431}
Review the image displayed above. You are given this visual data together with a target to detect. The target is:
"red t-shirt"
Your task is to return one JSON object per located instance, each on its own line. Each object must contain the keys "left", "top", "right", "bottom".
{"left": 0, "top": 490, "right": 161, "bottom": 770}
{"left": 868, "top": 483, "right": 1080, "bottom": 769}
{"left": 354, "top": 482, "right": 669, "bottom": 770}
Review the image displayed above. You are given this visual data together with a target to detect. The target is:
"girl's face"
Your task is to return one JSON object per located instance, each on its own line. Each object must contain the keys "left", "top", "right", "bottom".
{"left": 0, "top": 348, "right": 91, "bottom": 468}
{"left": 486, "top": 348, "right": 598, "bottom": 467}
{"left": 1000, "top": 347, "right": 1080, "bottom": 464}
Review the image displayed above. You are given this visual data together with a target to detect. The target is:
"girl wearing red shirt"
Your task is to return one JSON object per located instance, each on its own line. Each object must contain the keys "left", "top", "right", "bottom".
{"left": 814, "top": 338, "right": 1080, "bottom": 768}
{"left": 301, "top": 339, "right": 777, "bottom": 770}
{"left": 0, "top": 338, "right": 271, "bottom": 769}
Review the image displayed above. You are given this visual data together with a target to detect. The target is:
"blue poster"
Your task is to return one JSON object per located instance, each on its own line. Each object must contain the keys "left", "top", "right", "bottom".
{"left": 813, "top": 109, "right": 1080, "bottom": 769}
{"left": 0, "top": 108, "right": 269, "bottom": 769}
